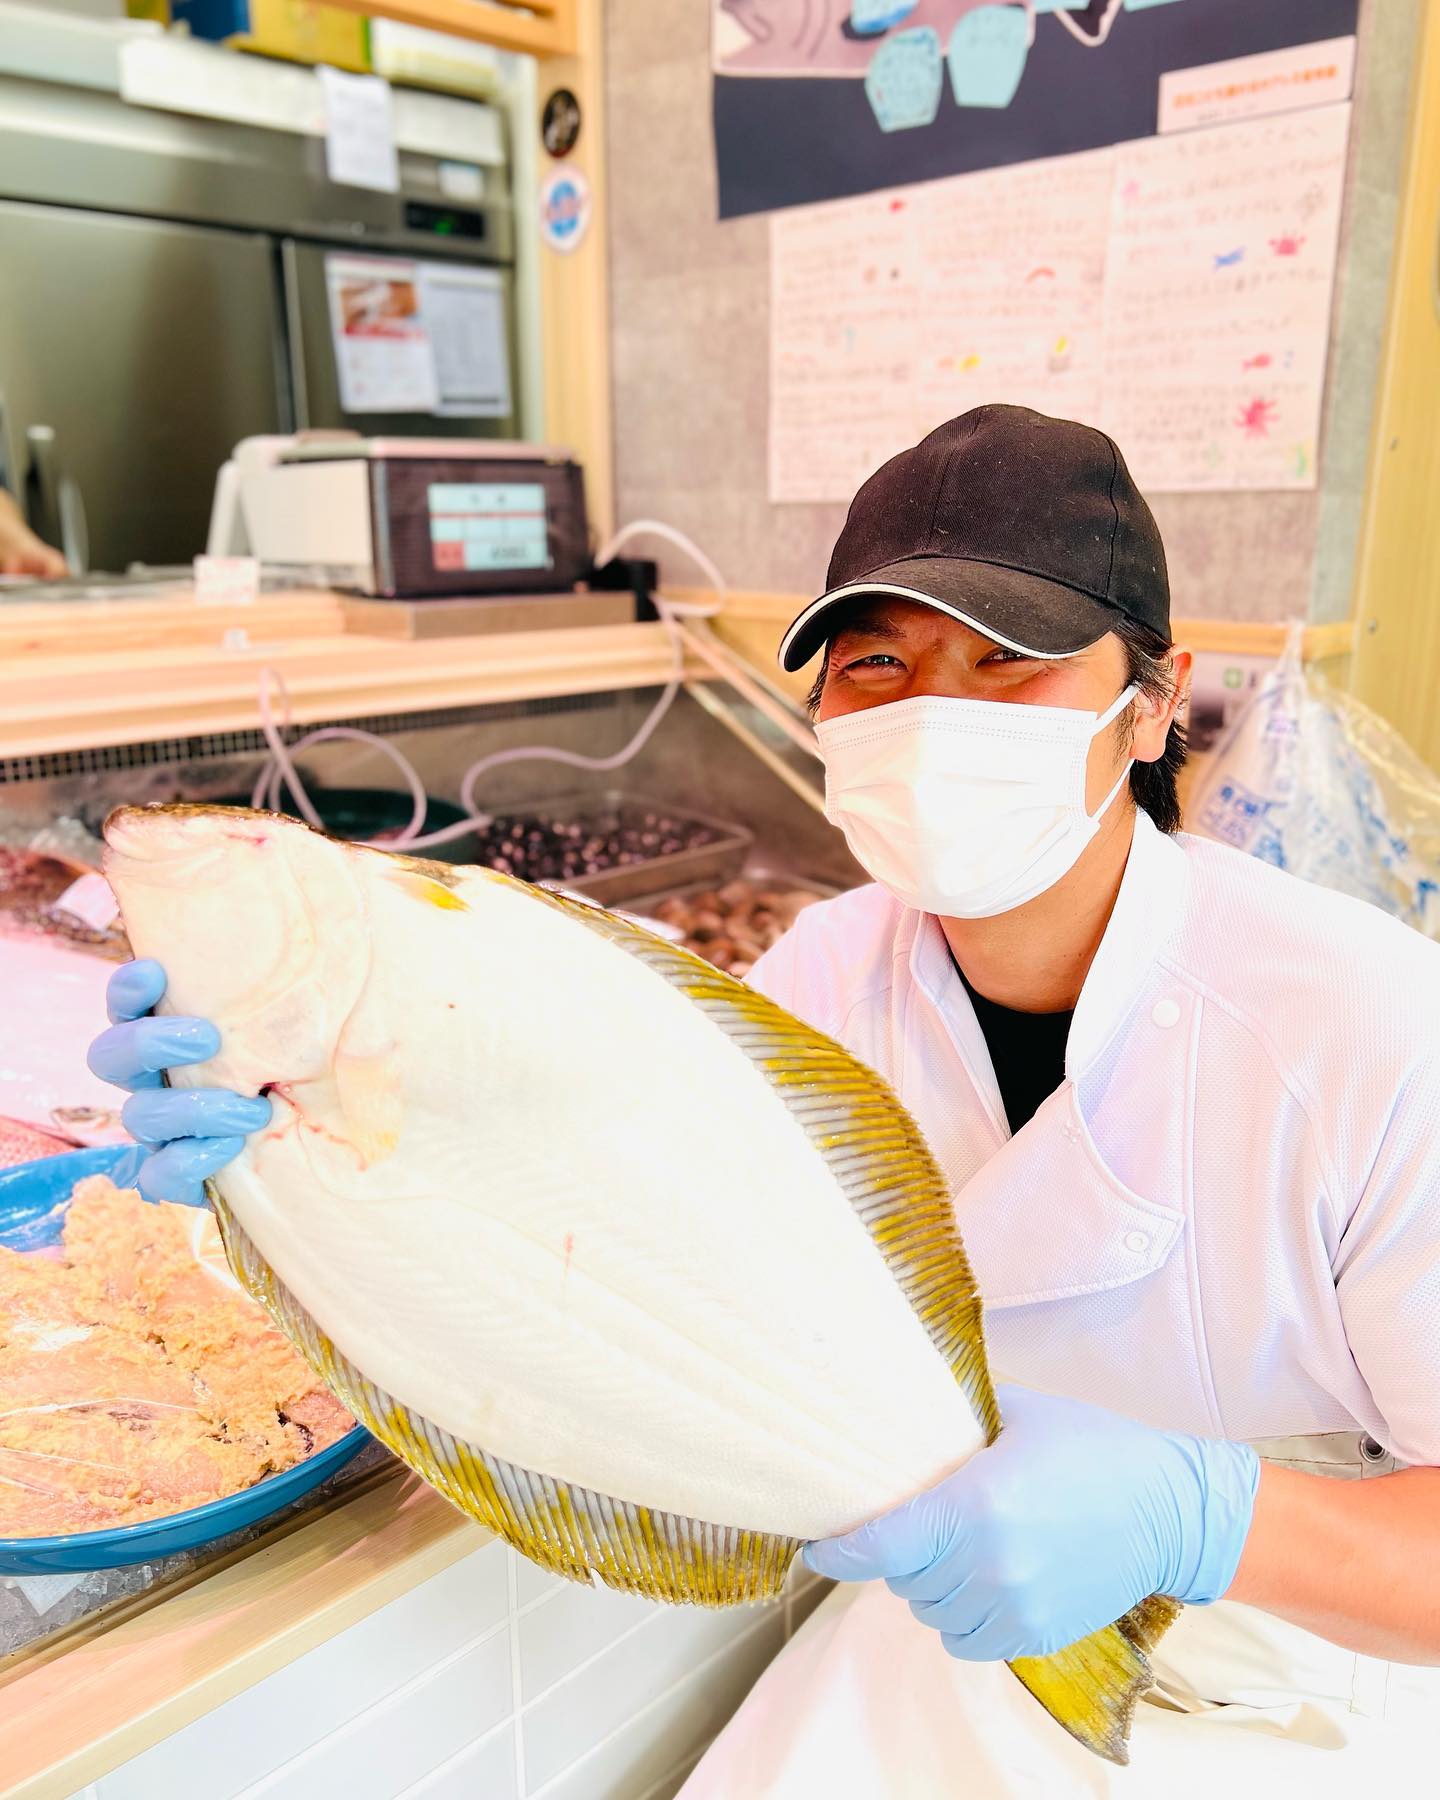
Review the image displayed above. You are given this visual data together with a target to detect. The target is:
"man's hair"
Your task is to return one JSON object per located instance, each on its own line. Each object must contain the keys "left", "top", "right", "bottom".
{"left": 1112, "top": 614, "right": 1187, "bottom": 836}
{"left": 804, "top": 612, "right": 1188, "bottom": 836}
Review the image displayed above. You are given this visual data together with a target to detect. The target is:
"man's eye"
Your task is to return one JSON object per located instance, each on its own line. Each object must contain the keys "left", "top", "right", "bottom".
{"left": 842, "top": 654, "right": 903, "bottom": 672}
{"left": 980, "top": 648, "right": 1032, "bottom": 666}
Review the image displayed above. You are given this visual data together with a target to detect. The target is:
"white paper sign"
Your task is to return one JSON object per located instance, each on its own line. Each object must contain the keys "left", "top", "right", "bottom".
{"left": 325, "top": 254, "right": 438, "bottom": 413}
{"left": 419, "top": 264, "right": 512, "bottom": 418}
{"left": 323, "top": 254, "right": 511, "bottom": 418}
{"left": 911, "top": 150, "right": 1114, "bottom": 439}
{"left": 319, "top": 66, "right": 400, "bottom": 195}
{"left": 1100, "top": 104, "right": 1351, "bottom": 492}
{"left": 438, "top": 160, "right": 486, "bottom": 203}
{"left": 769, "top": 148, "right": 1114, "bottom": 503}
{"left": 1158, "top": 37, "right": 1355, "bottom": 134}
{"left": 192, "top": 554, "right": 259, "bottom": 606}
{"left": 768, "top": 104, "right": 1350, "bottom": 499}
{"left": 770, "top": 191, "right": 921, "bottom": 505}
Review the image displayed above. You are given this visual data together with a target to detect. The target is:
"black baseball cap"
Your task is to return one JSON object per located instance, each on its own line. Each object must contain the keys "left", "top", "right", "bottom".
{"left": 778, "top": 405, "right": 1170, "bottom": 672}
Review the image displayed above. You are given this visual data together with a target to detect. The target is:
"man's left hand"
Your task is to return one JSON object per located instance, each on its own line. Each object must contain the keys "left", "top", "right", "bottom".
{"left": 804, "top": 1384, "right": 1260, "bottom": 1661}
{"left": 0, "top": 490, "right": 67, "bottom": 579}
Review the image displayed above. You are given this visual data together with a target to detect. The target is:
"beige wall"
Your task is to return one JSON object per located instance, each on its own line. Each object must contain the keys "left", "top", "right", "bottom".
{"left": 603, "top": 0, "right": 1420, "bottom": 623}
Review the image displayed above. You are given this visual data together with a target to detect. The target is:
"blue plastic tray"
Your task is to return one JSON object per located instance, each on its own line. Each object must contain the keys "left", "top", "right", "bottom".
{"left": 0, "top": 1146, "right": 369, "bottom": 1572}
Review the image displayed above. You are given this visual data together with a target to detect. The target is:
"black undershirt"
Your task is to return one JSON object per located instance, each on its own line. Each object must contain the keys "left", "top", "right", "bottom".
{"left": 954, "top": 963, "right": 1073, "bottom": 1136}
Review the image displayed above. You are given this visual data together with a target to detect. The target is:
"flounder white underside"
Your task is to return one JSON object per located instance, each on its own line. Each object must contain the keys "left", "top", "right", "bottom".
{"left": 205, "top": 856, "right": 992, "bottom": 1544}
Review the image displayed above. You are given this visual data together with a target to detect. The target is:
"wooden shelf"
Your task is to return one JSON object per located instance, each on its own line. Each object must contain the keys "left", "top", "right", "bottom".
{"left": 1, "top": 599, "right": 706, "bottom": 759}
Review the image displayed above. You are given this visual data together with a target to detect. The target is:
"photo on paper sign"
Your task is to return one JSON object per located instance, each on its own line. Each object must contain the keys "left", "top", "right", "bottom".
{"left": 335, "top": 274, "right": 424, "bottom": 340}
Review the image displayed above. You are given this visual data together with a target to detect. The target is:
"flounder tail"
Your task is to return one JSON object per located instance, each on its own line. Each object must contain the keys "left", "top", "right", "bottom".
{"left": 1009, "top": 1594, "right": 1181, "bottom": 1766}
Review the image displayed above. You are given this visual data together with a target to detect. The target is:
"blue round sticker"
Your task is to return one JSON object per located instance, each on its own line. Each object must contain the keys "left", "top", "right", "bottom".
{"left": 540, "top": 167, "right": 592, "bottom": 253}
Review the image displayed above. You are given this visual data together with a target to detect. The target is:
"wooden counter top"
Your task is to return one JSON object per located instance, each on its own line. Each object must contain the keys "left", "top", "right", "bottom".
{"left": 0, "top": 583, "right": 1355, "bottom": 763}
{"left": 0, "top": 589, "right": 709, "bottom": 759}
{"left": 0, "top": 1464, "right": 483, "bottom": 1800}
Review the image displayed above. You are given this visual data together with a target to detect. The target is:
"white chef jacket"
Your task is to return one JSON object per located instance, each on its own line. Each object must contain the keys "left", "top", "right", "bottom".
{"left": 747, "top": 809, "right": 1440, "bottom": 1468}
{"left": 680, "top": 812, "right": 1440, "bottom": 1799}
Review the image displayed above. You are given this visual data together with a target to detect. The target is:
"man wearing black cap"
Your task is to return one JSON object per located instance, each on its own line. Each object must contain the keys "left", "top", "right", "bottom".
{"left": 683, "top": 407, "right": 1440, "bottom": 1795}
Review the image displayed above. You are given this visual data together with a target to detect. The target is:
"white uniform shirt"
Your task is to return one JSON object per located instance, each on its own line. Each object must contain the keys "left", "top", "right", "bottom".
{"left": 748, "top": 811, "right": 1440, "bottom": 1468}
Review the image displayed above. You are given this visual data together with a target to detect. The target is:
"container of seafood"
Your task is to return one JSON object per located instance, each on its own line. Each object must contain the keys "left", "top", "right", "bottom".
{"left": 625, "top": 869, "right": 845, "bottom": 980}
{"left": 468, "top": 791, "right": 754, "bottom": 908}
{"left": 0, "top": 1147, "right": 369, "bottom": 1573}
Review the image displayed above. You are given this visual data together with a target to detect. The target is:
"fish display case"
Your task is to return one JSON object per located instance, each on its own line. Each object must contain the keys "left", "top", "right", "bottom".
{"left": 0, "top": 587, "right": 852, "bottom": 1798}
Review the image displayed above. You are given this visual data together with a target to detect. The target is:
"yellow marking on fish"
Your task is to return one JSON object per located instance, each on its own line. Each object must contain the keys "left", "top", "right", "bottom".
{"left": 390, "top": 871, "right": 470, "bottom": 911}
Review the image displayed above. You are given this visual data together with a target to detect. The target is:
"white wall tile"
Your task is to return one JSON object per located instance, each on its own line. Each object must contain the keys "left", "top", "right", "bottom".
{"left": 97, "top": 1543, "right": 509, "bottom": 1800}
{"left": 399, "top": 1724, "right": 519, "bottom": 1800}
{"left": 518, "top": 1578, "right": 654, "bottom": 1701}
{"left": 529, "top": 1614, "right": 785, "bottom": 1800}
{"left": 523, "top": 1603, "right": 782, "bottom": 1793}
{"left": 249, "top": 1626, "right": 512, "bottom": 1800}
{"left": 514, "top": 1550, "right": 567, "bottom": 1610}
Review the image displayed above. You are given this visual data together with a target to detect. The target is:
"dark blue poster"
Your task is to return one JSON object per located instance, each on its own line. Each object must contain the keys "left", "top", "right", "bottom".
{"left": 712, "top": 0, "right": 1362, "bottom": 219}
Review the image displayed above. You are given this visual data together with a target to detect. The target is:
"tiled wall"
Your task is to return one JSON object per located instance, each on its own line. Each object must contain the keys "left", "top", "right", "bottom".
{"left": 80, "top": 1541, "right": 831, "bottom": 1800}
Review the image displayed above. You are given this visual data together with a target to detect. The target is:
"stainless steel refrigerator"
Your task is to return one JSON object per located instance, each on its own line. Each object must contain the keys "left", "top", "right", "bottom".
{"left": 0, "top": 65, "right": 519, "bottom": 574}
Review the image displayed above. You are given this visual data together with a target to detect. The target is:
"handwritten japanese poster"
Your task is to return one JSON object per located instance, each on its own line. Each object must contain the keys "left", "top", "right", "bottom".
{"left": 912, "top": 149, "right": 1114, "bottom": 440}
{"left": 1100, "top": 103, "right": 1351, "bottom": 491}
{"left": 770, "top": 148, "right": 1113, "bottom": 502}
{"left": 768, "top": 102, "right": 1350, "bottom": 500}
{"left": 770, "top": 192, "right": 922, "bottom": 505}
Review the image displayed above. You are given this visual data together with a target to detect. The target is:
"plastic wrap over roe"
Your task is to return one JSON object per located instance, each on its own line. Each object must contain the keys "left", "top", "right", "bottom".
{"left": 102, "top": 803, "right": 1178, "bottom": 1765}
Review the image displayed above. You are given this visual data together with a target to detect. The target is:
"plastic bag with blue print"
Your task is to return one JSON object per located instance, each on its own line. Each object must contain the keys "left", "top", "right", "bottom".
{"left": 1188, "top": 620, "right": 1440, "bottom": 939}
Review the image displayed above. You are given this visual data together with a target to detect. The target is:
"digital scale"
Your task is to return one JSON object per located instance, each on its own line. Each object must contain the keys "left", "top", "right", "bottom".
{"left": 207, "top": 435, "right": 594, "bottom": 602}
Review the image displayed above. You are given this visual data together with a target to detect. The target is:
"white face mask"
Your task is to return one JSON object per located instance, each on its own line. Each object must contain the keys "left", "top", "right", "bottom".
{"left": 815, "top": 684, "right": 1138, "bottom": 918}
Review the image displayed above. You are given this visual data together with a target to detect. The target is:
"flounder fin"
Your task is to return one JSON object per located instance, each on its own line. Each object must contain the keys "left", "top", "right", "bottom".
{"left": 531, "top": 886, "right": 1002, "bottom": 1445}
{"left": 207, "top": 1185, "right": 800, "bottom": 1606}
{"left": 1010, "top": 1596, "right": 1179, "bottom": 1767}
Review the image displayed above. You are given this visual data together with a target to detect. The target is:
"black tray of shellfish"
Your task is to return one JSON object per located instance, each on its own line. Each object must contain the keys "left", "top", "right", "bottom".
{"left": 468, "top": 790, "right": 754, "bottom": 907}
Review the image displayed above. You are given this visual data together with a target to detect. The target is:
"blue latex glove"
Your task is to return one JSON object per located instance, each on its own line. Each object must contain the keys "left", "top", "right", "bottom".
{"left": 804, "top": 1384, "right": 1260, "bottom": 1662}
{"left": 87, "top": 959, "right": 270, "bottom": 1207}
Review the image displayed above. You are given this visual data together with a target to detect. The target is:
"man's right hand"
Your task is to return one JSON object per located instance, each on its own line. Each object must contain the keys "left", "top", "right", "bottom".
{"left": 87, "top": 960, "right": 272, "bottom": 1207}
